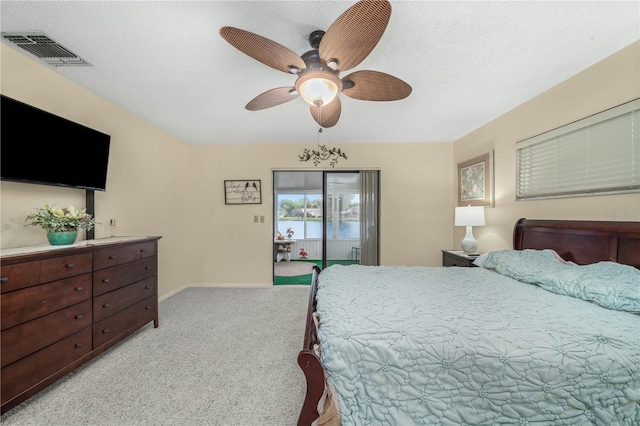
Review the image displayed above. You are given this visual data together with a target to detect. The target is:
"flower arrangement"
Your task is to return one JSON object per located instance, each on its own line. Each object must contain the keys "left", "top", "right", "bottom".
{"left": 25, "top": 202, "right": 95, "bottom": 233}
{"left": 286, "top": 227, "right": 295, "bottom": 239}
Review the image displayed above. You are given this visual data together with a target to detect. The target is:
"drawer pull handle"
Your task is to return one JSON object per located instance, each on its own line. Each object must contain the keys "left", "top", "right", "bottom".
{"left": 145, "top": 306, "right": 151, "bottom": 310}
{"left": 145, "top": 266, "right": 151, "bottom": 270}
{"left": 66, "top": 263, "right": 74, "bottom": 268}
{"left": 145, "top": 286, "right": 150, "bottom": 289}
{"left": 0, "top": 277, "right": 8, "bottom": 283}
{"left": 109, "top": 255, "right": 116, "bottom": 260}
{"left": 103, "top": 303, "right": 110, "bottom": 308}
{"left": 76, "top": 286, "right": 84, "bottom": 291}
{"left": 140, "top": 249, "right": 146, "bottom": 253}
{"left": 103, "top": 329, "right": 110, "bottom": 334}
{"left": 75, "top": 314, "right": 84, "bottom": 319}
{"left": 103, "top": 278, "right": 110, "bottom": 283}
{"left": 75, "top": 343, "right": 83, "bottom": 348}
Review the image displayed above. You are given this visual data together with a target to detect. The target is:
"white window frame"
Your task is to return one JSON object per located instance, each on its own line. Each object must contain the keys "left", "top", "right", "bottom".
{"left": 516, "top": 99, "right": 640, "bottom": 200}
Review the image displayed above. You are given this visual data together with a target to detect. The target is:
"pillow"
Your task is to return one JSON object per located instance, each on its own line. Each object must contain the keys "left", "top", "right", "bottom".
{"left": 471, "top": 249, "right": 560, "bottom": 269}
{"left": 547, "top": 261, "right": 640, "bottom": 313}
{"left": 472, "top": 252, "right": 489, "bottom": 268}
{"left": 481, "top": 249, "right": 640, "bottom": 312}
{"left": 480, "top": 249, "right": 569, "bottom": 276}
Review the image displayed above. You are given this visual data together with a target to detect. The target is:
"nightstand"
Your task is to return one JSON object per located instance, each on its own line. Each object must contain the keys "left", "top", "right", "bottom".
{"left": 442, "top": 250, "right": 480, "bottom": 267}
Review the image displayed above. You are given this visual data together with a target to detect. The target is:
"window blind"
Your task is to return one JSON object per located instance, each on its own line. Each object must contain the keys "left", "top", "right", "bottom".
{"left": 516, "top": 99, "right": 640, "bottom": 200}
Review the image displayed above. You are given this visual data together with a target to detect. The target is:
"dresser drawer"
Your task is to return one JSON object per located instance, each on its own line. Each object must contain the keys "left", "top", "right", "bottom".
{"left": 93, "top": 296, "right": 156, "bottom": 348}
{"left": 40, "top": 253, "right": 92, "bottom": 283}
{"left": 93, "top": 256, "right": 156, "bottom": 297}
{"left": 93, "top": 242, "right": 157, "bottom": 270}
{"left": 1, "top": 327, "right": 91, "bottom": 406}
{"left": 137, "top": 242, "right": 156, "bottom": 259}
{"left": 0, "top": 261, "right": 40, "bottom": 293}
{"left": 93, "top": 277, "right": 156, "bottom": 323}
{"left": 1, "top": 274, "right": 92, "bottom": 330}
{"left": 1, "top": 300, "right": 91, "bottom": 368}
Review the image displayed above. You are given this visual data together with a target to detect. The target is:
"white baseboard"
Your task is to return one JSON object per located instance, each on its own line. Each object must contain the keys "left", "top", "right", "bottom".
{"left": 188, "top": 282, "right": 273, "bottom": 288}
{"left": 159, "top": 282, "right": 274, "bottom": 302}
{"left": 158, "top": 286, "right": 188, "bottom": 302}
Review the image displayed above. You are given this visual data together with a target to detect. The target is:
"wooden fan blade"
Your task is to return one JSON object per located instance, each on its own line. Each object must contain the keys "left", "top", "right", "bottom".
{"left": 342, "top": 70, "right": 412, "bottom": 101}
{"left": 245, "top": 87, "right": 298, "bottom": 111}
{"left": 220, "top": 27, "right": 306, "bottom": 74}
{"left": 319, "top": 0, "right": 391, "bottom": 72}
{"left": 310, "top": 97, "right": 341, "bottom": 128}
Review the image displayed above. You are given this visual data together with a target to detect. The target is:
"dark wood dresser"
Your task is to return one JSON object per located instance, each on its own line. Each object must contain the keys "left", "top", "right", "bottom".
{"left": 0, "top": 236, "right": 161, "bottom": 414}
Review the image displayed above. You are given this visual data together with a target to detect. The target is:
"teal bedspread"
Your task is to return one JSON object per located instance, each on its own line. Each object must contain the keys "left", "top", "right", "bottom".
{"left": 316, "top": 264, "right": 640, "bottom": 425}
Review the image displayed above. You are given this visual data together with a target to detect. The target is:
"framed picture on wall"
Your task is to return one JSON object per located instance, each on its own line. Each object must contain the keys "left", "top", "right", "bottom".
{"left": 457, "top": 151, "right": 494, "bottom": 206}
{"left": 224, "top": 180, "right": 262, "bottom": 205}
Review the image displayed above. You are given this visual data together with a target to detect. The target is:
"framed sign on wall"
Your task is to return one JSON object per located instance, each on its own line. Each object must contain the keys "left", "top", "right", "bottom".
{"left": 457, "top": 151, "right": 494, "bottom": 206}
{"left": 224, "top": 180, "right": 262, "bottom": 205}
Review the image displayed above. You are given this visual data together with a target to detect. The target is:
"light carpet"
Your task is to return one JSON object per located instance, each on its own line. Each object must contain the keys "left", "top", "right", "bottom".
{"left": 1, "top": 286, "right": 310, "bottom": 426}
{"left": 274, "top": 261, "right": 315, "bottom": 277}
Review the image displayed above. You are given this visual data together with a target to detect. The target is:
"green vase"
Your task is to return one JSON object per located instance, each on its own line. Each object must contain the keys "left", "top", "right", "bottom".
{"left": 47, "top": 230, "right": 78, "bottom": 245}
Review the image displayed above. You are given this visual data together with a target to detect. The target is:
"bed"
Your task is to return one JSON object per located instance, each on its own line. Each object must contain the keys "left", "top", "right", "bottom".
{"left": 297, "top": 218, "right": 640, "bottom": 425}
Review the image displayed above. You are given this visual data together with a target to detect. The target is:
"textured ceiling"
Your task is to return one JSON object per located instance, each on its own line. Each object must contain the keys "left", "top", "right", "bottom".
{"left": 1, "top": 1, "right": 638, "bottom": 145}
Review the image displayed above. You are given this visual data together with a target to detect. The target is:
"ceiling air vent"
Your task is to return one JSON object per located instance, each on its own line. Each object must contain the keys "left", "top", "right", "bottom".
{"left": 1, "top": 31, "right": 91, "bottom": 67}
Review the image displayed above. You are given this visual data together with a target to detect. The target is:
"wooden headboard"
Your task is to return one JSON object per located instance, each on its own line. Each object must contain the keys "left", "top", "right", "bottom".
{"left": 513, "top": 218, "right": 640, "bottom": 269}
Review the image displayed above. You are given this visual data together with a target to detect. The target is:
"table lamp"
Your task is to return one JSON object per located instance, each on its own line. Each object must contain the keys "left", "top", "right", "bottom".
{"left": 454, "top": 205, "right": 485, "bottom": 254}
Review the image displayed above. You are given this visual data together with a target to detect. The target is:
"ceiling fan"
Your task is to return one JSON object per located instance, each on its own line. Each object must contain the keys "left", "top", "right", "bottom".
{"left": 219, "top": 0, "right": 412, "bottom": 128}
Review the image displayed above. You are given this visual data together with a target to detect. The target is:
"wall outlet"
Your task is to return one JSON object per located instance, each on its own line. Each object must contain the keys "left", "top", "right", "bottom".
{"left": 253, "top": 215, "right": 259, "bottom": 223}
{"left": 109, "top": 219, "right": 116, "bottom": 226}
{"left": 260, "top": 215, "right": 265, "bottom": 223}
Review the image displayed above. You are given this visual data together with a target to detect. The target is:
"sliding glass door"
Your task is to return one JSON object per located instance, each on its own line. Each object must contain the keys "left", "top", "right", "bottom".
{"left": 324, "top": 172, "right": 369, "bottom": 268}
{"left": 273, "top": 170, "right": 379, "bottom": 282}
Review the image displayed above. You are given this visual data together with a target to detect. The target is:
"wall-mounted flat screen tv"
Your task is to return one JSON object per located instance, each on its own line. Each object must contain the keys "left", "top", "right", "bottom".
{"left": 1, "top": 95, "right": 111, "bottom": 191}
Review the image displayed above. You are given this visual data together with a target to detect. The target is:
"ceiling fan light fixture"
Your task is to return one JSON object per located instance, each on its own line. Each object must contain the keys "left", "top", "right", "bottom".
{"left": 295, "top": 71, "right": 342, "bottom": 107}
{"left": 221, "top": 0, "right": 409, "bottom": 127}
{"left": 300, "top": 78, "right": 338, "bottom": 106}
{"left": 326, "top": 58, "right": 340, "bottom": 71}
{"left": 288, "top": 65, "right": 303, "bottom": 75}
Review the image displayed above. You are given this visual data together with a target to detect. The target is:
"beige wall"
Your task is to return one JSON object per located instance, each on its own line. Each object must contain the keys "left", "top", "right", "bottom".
{"left": 186, "top": 143, "right": 453, "bottom": 285}
{"left": 452, "top": 41, "right": 640, "bottom": 252}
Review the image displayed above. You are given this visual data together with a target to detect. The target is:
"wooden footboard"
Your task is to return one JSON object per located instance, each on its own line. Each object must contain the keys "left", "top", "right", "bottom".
{"left": 297, "top": 266, "right": 325, "bottom": 426}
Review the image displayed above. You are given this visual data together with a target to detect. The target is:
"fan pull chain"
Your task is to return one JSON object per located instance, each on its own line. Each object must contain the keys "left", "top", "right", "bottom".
{"left": 317, "top": 105, "right": 322, "bottom": 148}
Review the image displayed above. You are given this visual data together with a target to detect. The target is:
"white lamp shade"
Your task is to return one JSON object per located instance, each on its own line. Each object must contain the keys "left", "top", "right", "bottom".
{"left": 454, "top": 206, "right": 485, "bottom": 227}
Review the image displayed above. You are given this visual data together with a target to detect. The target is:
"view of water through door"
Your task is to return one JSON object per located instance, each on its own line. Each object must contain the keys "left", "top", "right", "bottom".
{"left": 273, "top": 170, "right": 379, "bottom": 285}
